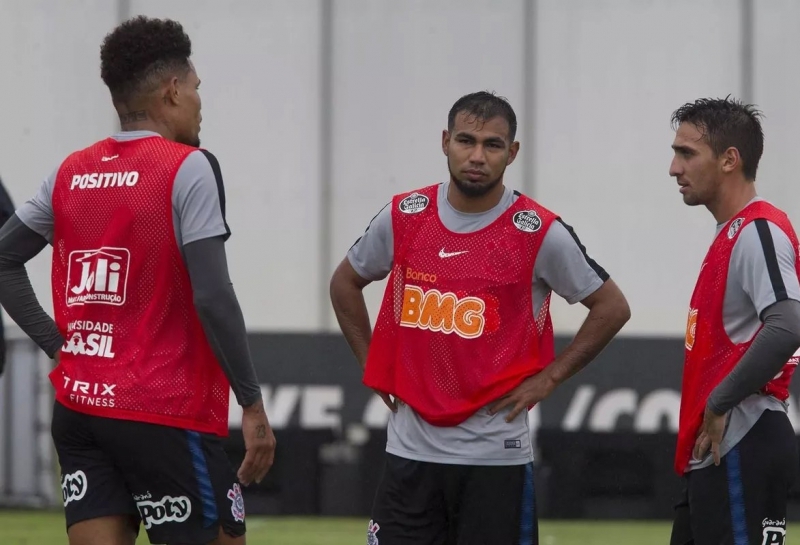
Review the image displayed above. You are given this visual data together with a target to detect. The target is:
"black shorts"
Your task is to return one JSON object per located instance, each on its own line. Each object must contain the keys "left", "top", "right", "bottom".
{"left": 670, "top": 409, "right": 798, "bottom": 545}
{"left": 369, "top": 453, "right": 537, "bottom": 545}
{"left": 52, "top": 401, "right": 246, "bottom": 544}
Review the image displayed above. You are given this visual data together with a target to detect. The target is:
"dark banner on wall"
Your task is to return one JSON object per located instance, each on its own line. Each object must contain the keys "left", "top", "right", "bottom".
{"left": 234, "top": 333, "right": 800, "bottom": 435}
{"left": 230, "top": 333, "right": 800, "bottom": 518}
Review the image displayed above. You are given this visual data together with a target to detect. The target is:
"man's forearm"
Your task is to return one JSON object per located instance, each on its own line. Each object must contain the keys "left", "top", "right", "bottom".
{"left": 183, "top": 238, "right": 262, "bottom": 407}
{"left": 545, "top": 284, "right": 630, "bottom": 386}
{"left": 0, "top": 216, "right": 63, "bottom": 357}
{"left": 708, "top": 299, "right": 800, "bottom": 415}
{"left": 330, "top": 279, "right": 372, "bottom": 369}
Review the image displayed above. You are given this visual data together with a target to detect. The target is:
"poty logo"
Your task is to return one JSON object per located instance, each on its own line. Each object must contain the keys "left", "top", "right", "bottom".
{"left": 66, "top": 248, "right": 130, "bottom": 307}
{"left": 398, "top": 193, "right": 429, "bottom": 214}
{"left": 513, "top": 210, "right": 542, "bottom": 233}
{"left": 400, "top": 285, "right": 485, "bottom": 339}
{"left": 70, "top": 171, "right": 139, "bottom": 190}
{"left": 61, "top": 470, "right": 88, "bottom": 506}
{"left": 137, "top": 495, "right": 192, "bottom": 530}
{"left": 227, "top": 483, "right": 245, "bottom": 522}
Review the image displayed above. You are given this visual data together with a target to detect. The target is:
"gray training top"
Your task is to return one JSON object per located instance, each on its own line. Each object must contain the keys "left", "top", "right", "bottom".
{"left": 689, "top": 197, "right": 800, "bottom": 470}
{"left": 18, "top": 130, "right": 230, "bottom": 251}
{"left": 348, "top": 182, "right": 609, "bottom": 465}
{"left": 8, "top": 130, "right": 261, "bottom": 406}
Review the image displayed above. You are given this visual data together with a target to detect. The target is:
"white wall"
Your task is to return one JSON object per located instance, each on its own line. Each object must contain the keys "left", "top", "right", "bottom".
{"left": 327, "top": 0, "right": 527, "bottom": 330}
{"left": 0, "top": 0, "right": 118, "bottom": 336}
{"left": 0, "top": 0, "right": 797, "bottom": 336}
{"left": 533, "top": 0, "right": 742, "bottom": 335}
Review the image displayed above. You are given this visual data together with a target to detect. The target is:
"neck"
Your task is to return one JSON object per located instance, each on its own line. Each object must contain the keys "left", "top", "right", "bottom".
{"left": 708, "top": 178, "right": 757, "bottom": 224}
{"left": 116, "top": 109, "right": 174, "bottom": 140}
{"left": 447, "top": 179, "right": 505, "bottom": 213}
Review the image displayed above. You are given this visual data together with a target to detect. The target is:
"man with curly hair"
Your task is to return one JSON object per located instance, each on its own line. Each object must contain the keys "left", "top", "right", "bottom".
{"left": 0, "top": 16, "right": 274, "bottom": 545}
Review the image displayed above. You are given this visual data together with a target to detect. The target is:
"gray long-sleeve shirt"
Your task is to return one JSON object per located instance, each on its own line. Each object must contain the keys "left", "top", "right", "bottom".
{"left": 0, "top": 131, "right": 261, "bottom": 407}
{"left": 689, "top": 200, "right": 800, "bottom": 471}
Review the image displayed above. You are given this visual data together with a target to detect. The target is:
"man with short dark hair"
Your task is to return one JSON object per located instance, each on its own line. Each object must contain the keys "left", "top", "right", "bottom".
{"left": 669, "top": 96, "right": 800, "bottom": 545}
{"left": 330, "top": 91, "right": 631, "bottom": 544}
{"left": 0, "top": 16, "right": 274, "bottom": 545}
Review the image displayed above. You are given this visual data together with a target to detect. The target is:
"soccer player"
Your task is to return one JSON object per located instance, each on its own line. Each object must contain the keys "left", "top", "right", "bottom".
{"left": 0, "top": 175, "right": 15, "bottom": 376}
{"left": 0, "top": 17, "right": 275, "bottom": 545}
{"left": 669, "top": 97, "right": 800, "bottom": 545}
{"left": 329, "top": 91, "right": 631, "bottom": 545}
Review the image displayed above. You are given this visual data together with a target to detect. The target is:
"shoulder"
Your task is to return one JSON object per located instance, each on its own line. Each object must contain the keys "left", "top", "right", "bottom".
{"left": 510, "top": 191, "right": 559, "bottom": 216}
{"left": 178, "top": 149, "right": 219, "bottom": 173}
{"left": 172, "top": 150, "right": 229, "bottom": 226}
{"left": 733, "top": 219, "right": 795, "bottom": 261}
{"left": 537, "top": 217, "right": 609, "bottom": 281}
{"left": 174, "top": 150, "right": 225, "bottom": 195}
{"left": 392, "top": 183, "right": 440, "bottom": 215}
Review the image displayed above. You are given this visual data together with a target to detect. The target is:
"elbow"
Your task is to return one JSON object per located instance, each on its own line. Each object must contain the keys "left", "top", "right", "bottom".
{"left": 775, "top": 313, "right": 800, "bottom": 353}
{"left": 787, "top": 329, "right": 800, "bottom": 354}
{"left": 619, "top": 298, "right": 632, "bottom": 326}
{"left": 328, "top": 271, "right": 339, "bottom": 301}
{"left": 329, "top": 272, "right": 350, "bottom": 310}
{"left": 192, "top": 286, "right": 232, "bottom": 319}
{"left": 608, "top": 295, "right": 632, "bottom": 333}
{"left": 328, "top": 271, "right": 340, "bottom": 305}
{"left": 329, "top": 261, "right": 364, "bottom": 303}
{"left": 0, "top": 256, "right": 21, "bottom": 273}
{"left": 192, "top": 293, "right": 214, "bottom": 321}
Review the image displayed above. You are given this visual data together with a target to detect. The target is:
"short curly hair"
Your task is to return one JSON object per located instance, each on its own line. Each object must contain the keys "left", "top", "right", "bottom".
{"left": 100, "top": 16, "right": 193, "bottom": 105}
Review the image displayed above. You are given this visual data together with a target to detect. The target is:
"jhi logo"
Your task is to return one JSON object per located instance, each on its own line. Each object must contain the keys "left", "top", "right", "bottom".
{"left": 66, "top": 248, "right": 130, "bottom": 306}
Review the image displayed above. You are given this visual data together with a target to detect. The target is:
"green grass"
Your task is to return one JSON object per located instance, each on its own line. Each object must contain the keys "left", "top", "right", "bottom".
{"left": 0, "top": 511, "right": 794, "bottom": 544}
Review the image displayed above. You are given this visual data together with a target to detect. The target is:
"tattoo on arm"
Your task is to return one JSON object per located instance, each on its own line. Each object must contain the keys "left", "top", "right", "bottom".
{"left": 119, "top": 110, "right": 147, "bottom": 126}
{"left": 255, "top": 425, "right": 266, "bottom": 439}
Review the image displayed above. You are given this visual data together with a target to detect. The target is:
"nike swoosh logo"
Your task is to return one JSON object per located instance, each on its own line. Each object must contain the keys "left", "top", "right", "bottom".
{"left": 439, "top": 248, "right": 468, "bottom": 258}
{"left": 101, "top": 155, "right": 119, "bottom": 162}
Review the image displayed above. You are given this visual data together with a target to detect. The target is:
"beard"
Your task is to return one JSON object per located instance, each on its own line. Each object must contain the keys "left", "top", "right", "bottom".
{"left": 449, "top": 162, "right": 504, "bottom": 198}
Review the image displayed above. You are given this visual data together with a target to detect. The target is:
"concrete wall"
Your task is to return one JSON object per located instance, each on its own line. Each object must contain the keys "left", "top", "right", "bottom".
{"left": 1, "top": 0, "right": 798, "bottom": 336}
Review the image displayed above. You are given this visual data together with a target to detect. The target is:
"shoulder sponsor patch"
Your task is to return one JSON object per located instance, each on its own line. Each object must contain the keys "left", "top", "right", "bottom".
{"left": 398, "top": 192, "right": 429, "bottom": 214}
{"left": 513, "top": 210, "right": 542, "bottom": 232}
{"left": 727, "top": 217, "right": 744, "bottom": 239}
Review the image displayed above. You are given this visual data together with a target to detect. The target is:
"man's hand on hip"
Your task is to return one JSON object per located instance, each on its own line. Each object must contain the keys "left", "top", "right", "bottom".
{"left": 374, "top": 389, "right": 398, "bottom": 413}
{"left": 488, "top": 371, "right": 558, "bottom": 423}
{"left": 237, "top": 399, "right": 276, "bottom": 486}
{"left": 693, "top": 405, "right": 728, "bottom": 466}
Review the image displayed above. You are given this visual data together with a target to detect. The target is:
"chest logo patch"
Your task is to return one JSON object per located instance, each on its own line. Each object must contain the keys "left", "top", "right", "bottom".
{"left": 513, "top": 210, "right": 542, "bottom": 233}
{"left": 400, "top": 285, "right": 485, "bottom": 339}
{"left": 398, "top": 193, "right": 430, "bottom": 214}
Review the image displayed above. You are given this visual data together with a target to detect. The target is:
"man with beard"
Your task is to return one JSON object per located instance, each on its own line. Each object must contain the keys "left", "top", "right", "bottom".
{"left": 330, "top": 91, "right": 631, "bottom": 545}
